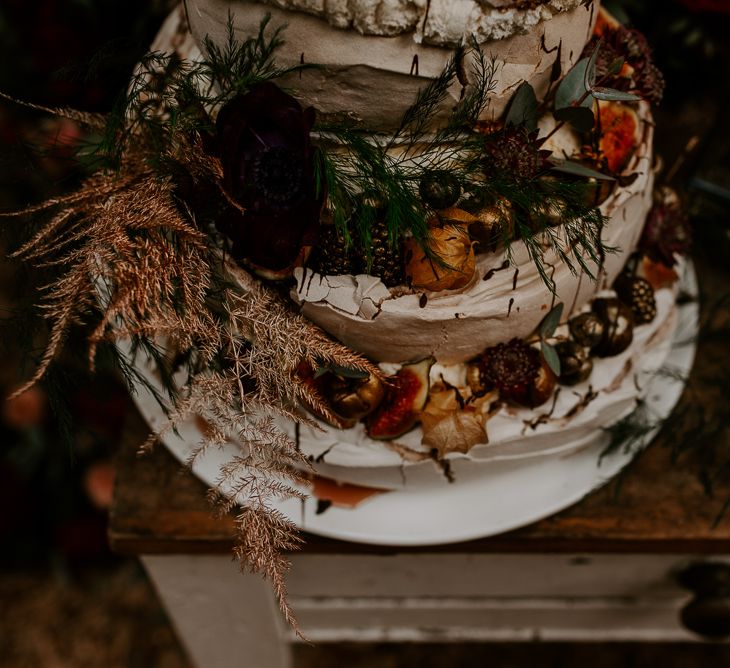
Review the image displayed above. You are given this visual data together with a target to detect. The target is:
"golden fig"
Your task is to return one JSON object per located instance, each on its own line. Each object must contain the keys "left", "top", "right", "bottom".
{"left": 526, "top": 357, "right": 557, "bottom": 407}
{"left": 328, "top": 373, "right": 386, "bottom": 421}
{"left": 530, "top": 197, "right": 568, "bottom": 229}
{"left": 555, "top": 340, "right": 593, "bottom": 386}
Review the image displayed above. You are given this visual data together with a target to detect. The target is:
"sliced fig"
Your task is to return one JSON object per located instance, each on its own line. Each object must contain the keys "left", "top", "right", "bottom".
{"left": 594, "top": 6, "right": 622, "bottom": 36}
{"left": 598, "top": 102, "right": 640, "bottom": 174}
{"left": 365, "top": 358, "right": 434, "bottom": 440}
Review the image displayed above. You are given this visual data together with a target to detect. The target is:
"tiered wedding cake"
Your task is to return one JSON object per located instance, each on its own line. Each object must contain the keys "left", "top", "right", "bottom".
{"left": 176, "top": 0, "right": 685, "bottom": 482}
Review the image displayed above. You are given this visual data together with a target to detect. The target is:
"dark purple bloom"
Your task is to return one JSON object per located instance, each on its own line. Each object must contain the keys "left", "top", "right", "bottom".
{"left": 640, "top": 189, "right": 691, "bottom": 267}
{"left": 215, "top": 82, "right": 322, "bottom": 276}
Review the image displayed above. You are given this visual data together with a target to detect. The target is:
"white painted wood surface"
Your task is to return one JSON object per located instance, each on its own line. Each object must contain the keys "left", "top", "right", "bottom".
{"left": 143, "top": 555, "right": 292, "bottom": 668}
{"left": 142, "top": 553, "right": 727, "bottom": 668}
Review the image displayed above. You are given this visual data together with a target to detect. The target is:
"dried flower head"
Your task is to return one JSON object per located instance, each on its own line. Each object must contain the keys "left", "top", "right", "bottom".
{"left": 475, "top": 338, "right": 541, "bottom": 405}
{"left": 482, "top": 126, "right": 551, "bottom": 181}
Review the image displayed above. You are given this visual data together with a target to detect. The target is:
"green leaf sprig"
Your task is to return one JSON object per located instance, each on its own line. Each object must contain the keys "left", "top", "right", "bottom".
{"left": 537, "top": 302, "right": 564, "bottom": 376}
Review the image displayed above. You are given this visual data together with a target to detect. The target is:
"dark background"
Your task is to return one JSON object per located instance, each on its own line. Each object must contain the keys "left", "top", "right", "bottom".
{"left": 1, "top": 1, "right": 730, "bottom": 666}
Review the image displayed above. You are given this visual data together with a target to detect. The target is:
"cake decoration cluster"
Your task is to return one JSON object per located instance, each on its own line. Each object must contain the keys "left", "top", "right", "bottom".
{"left": 1, "top": 4, "right": 689, "bottom": 633}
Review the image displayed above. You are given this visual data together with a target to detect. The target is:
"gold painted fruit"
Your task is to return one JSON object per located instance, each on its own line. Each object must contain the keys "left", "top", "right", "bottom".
{"left": 328, "top": 373, "right": 386, "bottom": 422}
{"left": 591, "top": 297, "right": 634, "bottom": 357}
{"left": 555, "top": 340, "right": 593, "bottom": 386}
{"left": 468, "top": 202, "right": 515, "bottom": 253}
{"left": 526, "top": 357, "right": 557, "bottom": 408}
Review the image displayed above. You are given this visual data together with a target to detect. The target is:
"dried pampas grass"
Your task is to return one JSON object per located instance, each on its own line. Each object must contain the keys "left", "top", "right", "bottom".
{"left": 2, "top": 130, "right": 377, "bottom": 636}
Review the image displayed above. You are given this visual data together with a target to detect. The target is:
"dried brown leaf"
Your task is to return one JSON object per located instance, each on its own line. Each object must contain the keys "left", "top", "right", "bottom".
{"left": 421, "top": 385, "right": 497, "bottom": 457}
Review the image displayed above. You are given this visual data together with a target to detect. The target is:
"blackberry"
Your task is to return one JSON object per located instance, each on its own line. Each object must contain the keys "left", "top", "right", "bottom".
{"left": 614, "top": 275, "right": 657, "bottom": 325}
{"left": 311, "top": 225, "right": 355, "bottom": 276}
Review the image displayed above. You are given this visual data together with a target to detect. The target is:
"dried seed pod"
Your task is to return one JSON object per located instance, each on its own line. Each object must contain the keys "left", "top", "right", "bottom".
{"left": 614, "top": 274, "right": 657, "bottom": 325}
{"left": 569, "top": 312, "right": 605, "bottom": 347}
{"left": 591, "top": 297, "right": 634, "bottom": 357}
{"left": 555, "top": 340, "right": 593, "bottom": 386}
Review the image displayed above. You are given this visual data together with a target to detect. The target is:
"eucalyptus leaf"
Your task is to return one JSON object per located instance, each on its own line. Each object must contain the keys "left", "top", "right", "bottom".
{"left": 550, "top": 158, "right": 615, "bottom": 181}
{"left": 608, "top": 56, "right": 625, "bottom": 75}
{"left": 555, "top": 58, "right": 592, "bottom": 110}
{"left": 314, "top": 363, "right": 370, "bottom": 380}
{"left": 591, "top": 87, "right": 642, "bottom": 102}
{"left": 583, "top": 43, "right": 600, "bottom": 91}
{"left": 538, "top": 302, "right": 564, "bottom": 338}
{"left": 505, "top": 81, "right": 538, "bottom": 131}
{"left": 541, "top": 341, "right": 561, "bottom": 376}
{"left": 553, "top": 105, "right": 595, "bottom": 132}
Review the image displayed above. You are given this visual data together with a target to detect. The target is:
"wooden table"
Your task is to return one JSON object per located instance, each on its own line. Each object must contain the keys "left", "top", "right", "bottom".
{"left": 110, "top": 255, "right": 730, "bottom": 668}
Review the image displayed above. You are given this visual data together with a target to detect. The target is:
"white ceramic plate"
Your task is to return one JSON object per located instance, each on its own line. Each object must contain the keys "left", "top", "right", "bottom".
{"left": 126, "top": 264, "right": 698, "bottom": 546}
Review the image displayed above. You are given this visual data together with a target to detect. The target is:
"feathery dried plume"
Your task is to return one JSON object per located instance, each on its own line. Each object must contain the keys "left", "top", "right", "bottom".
{"left": 4, "top": 127, "right": 378, "bottom": 636}
{"left": 0, "top": 91, "right": 108, "bottom": 132}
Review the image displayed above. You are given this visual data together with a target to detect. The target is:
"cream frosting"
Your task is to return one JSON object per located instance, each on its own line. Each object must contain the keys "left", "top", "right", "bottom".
{"left": 187, "top": 0, "right": 585, "bottom": 44}
{"left": 164, "top": 3, "right": 678, "bottom": 485}
{"left": 279, "top": 274, "right": 683, "bottom": 481}
{"left": 184, "top": 0, "right": 596, "bottom": 130}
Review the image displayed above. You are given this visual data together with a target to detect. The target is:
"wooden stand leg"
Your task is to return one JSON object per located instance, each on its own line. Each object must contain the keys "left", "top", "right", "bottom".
{"left": 142, "top": 555, "right": 292, "bottom": 668}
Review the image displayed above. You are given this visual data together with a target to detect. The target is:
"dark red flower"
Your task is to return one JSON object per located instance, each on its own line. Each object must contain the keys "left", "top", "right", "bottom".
{"left": 214, "top": 82, "right": 322, "bottom": 277}
{"left": 584, "top": 26, "right": 665, "bottom": 105}
{"left": 475, "top": 338, "right": 541, "bottom": 406}
{"left": 639, "top": 188, "right": 691, "bottom": 267}
{"left": 482, "top": 126, "right": 552, "bottom": 182}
